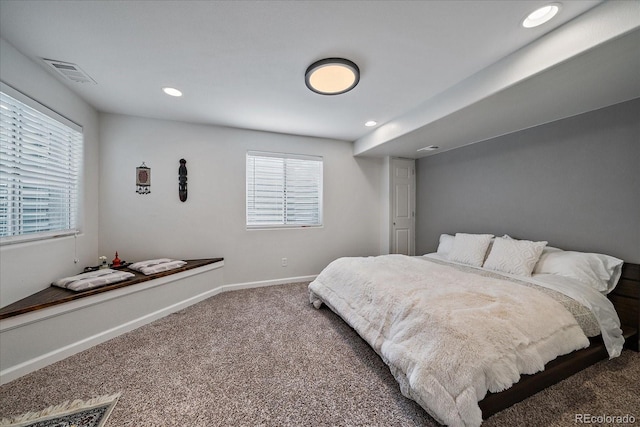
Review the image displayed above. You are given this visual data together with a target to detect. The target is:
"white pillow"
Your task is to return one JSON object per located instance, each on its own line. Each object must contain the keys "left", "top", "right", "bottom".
{"left": 533, "top": 250, "right": 623, "bottom": 294}
{"left": 447, "top": 233, "right": 494, "bottom": 267}
{"left": 540, "top": 246, "right": 563, "bottom": 255}
{"left": 436, "top": 234, "right": 455, "bottom": 256}
{"left": 483, "top": 237, "right": 547, "bottom": 277}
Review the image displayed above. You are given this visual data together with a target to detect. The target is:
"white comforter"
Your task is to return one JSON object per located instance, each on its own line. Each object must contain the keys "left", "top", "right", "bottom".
{"left": 309, "top": 255, "right": 591, "bottom": 427}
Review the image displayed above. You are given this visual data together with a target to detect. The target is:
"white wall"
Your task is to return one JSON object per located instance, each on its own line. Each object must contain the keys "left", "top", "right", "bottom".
{"left": 99, "top": 114, "right": 384, "bottom": 285}
{"left": 0, "top": 38, "right": 100, "bottom": 306}
{"left": 379, "top": 156, "right": 391, "bottom": 255}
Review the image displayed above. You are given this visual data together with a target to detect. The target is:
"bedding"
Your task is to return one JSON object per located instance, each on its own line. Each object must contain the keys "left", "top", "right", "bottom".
{"left": 533, "top": 249, "right": 623, "bottom": 294}
{"left": 309, "top": 254, "right": 623, "bottom": 427}
{"left": 530, "top": 272, "right": 623, "bottom": 355}
{"left": 437, "top": 233, "right": 455, "bottom": 256}
{"left": 447, "top": 233, "right": 493, "bottom": 266}
{"left": 482, "top": 237, "right": 547, "bottom": 276}
{"left": 430, "top": 253, "right": 622, "bottom": 356}
{"left": 128, "top": 258, "right": 187, "bottom": 275}
{"left": 53, "top": 269, "right": 135, "bottom": 292}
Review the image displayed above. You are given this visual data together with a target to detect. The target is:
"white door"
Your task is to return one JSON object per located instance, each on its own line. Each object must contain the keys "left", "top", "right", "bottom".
{"left": 391, "top": 158, "right": 416, "bottom": 255}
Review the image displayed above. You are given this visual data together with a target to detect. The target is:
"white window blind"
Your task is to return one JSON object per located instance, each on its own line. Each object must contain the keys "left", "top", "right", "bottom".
{"left": 247, "top": 151, "right": 323, "bottom": 228}
{"left": 0, "top": 83, "right": 83, "bottom": 244}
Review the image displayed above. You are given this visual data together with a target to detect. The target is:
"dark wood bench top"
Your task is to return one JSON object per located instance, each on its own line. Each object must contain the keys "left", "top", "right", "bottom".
{"left": 0, "top": 258, "right": 223, "bottom": 320}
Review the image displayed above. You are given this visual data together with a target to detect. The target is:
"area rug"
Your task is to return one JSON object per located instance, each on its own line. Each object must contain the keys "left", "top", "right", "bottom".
{"left": 0, "top": 393, "right": 120, "bottom": 427}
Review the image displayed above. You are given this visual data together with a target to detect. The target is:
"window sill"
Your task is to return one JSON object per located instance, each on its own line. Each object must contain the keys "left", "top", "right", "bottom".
{"left": 0, "top": 230, "right": 79, "bottom": 246}
{"left": 246, "top": 225, "right": 323, "bottom": 231}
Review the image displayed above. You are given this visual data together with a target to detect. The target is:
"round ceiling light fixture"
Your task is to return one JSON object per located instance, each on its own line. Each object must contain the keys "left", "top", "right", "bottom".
{"left": 522, "top": 3, "right": 560, "bottom": 28}
{"left": 305, "top": 58, "right": 360, "bottom": 95}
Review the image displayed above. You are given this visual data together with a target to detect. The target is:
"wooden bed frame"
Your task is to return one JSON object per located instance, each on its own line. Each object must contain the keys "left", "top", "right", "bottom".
{"left": 479, "top": 262, "right": 640, "bottom": 418}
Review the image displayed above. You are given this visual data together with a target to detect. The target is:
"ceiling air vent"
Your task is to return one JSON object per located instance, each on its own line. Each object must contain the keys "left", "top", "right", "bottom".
{"left": 42, "top": 59, "right": 97, "bottom": 84}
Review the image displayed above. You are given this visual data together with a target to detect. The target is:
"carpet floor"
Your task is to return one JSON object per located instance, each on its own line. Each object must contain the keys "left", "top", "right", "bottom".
{"left": 1, "top": 282, "right": 638, "bottom": 426}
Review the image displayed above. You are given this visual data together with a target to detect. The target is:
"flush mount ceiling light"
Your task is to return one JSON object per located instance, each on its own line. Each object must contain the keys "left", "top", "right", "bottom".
{"left": 162, "top": 87, "right": 183, "bottom": 97}
{"left": 305, "top": 58, "right": 360, "bottom": 95}
{"left": 365, "top": 120, "right": 377, "bottom": 127}
{"left": 522, "top": 3, "right": 560, "bottom": 28}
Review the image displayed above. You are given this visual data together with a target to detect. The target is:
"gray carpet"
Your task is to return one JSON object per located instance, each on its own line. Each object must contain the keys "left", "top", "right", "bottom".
{"left": 1, "top": 282, "right": 638, "bottom": 426}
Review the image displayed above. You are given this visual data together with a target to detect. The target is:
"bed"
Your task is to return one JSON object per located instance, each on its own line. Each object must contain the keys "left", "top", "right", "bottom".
{"left": 308, "top": 233, "right": 639, "bottom": 426}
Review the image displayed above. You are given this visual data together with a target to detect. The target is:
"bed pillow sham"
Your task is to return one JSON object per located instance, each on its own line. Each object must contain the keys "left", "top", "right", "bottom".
{"left": 436, "top": 233, "right": 455, "bottom": 256}
{"left": 483, "top": 237, "right": 547, "bottom": 276}
{"left": 447, "top": 233, "right": 494, "bottom": 267}
{"left": 533, "top": 250, "right": 623, "bottom": 294}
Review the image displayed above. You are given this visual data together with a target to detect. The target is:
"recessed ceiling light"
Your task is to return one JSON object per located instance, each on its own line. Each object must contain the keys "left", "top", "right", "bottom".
{"left": 522, "top": 3, "right": 560, "bottom": 28}
{"left": 305, "top": 58, "right": 360, "bottom": 95}
{"left": 162, "top": 87, "right": 183, "bottom": 97}
{"left": 365, "top": 120, "right": 377, "bottom": 127}
{"left": 417, "top": 145, "right": 439, "bottom": 152}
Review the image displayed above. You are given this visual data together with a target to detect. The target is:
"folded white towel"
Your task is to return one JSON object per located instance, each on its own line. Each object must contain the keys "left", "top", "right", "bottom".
{"left": 128, "top": 259, "right": 187, "bottom": 275}
{"left": 53, "top": 269, "right": 135, "bottom": 292}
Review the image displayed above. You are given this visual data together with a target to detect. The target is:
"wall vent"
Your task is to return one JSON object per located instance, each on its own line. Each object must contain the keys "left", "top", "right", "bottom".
{"left": 417, "top": 145, "right": 439, "bottom": 152}
{"left": 42, "top": 59, "right": 97, "bottom": 84}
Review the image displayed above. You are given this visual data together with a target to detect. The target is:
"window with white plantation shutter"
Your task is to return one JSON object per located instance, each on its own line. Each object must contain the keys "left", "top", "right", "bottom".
{"left": 247, "top": 151, "right": 322, "bottom": 228}
{"left": 0, "top": 83, "right": 83, "bottom": 244}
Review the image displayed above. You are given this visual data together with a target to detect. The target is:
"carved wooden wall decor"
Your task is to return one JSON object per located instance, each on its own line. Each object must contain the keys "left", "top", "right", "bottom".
{"left": 179, "top": 159, "right": 188, "bottom": 202}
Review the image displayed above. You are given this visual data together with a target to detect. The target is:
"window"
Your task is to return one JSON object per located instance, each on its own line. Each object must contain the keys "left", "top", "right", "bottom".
{"left": 246, "top": 151, "right": 322, "bottom": 228}
{"left": 0, "top": 83, "right": 83, "bottom": 244}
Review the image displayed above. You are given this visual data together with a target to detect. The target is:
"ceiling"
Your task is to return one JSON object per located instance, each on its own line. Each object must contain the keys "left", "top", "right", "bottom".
{"left": 1, "top": 1, "right": 638, "bottom": 158}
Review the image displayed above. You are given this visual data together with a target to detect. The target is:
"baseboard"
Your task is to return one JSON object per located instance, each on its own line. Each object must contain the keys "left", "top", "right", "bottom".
{"left": 221, "top": 275, "right": 316, "bottom": 292}
{"left": 0, "top": 273, "right": 316, "bottom": 385}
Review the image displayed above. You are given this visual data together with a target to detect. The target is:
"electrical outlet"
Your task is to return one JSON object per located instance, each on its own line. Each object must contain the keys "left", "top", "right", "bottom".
{"left": 281, "top": 257, "right": 288, "bottom": 267}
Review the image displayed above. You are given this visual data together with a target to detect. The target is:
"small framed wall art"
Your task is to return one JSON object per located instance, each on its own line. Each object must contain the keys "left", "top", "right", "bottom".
{"left": 136, "top": 162, "right": 151, "bottom": 194}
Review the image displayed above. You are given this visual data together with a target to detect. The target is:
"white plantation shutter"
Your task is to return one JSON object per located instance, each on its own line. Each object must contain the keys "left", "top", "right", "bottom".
{"left": 0, "top": 84, "right": 83, "bottom": 244}
{"left": 247, "top": 151, "right": 322, "bottom": 227}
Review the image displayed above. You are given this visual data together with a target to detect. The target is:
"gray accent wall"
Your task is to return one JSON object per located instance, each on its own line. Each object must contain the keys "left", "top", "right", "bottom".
{"left": 416, "top": 98, "right": 640, "bottom": 263}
